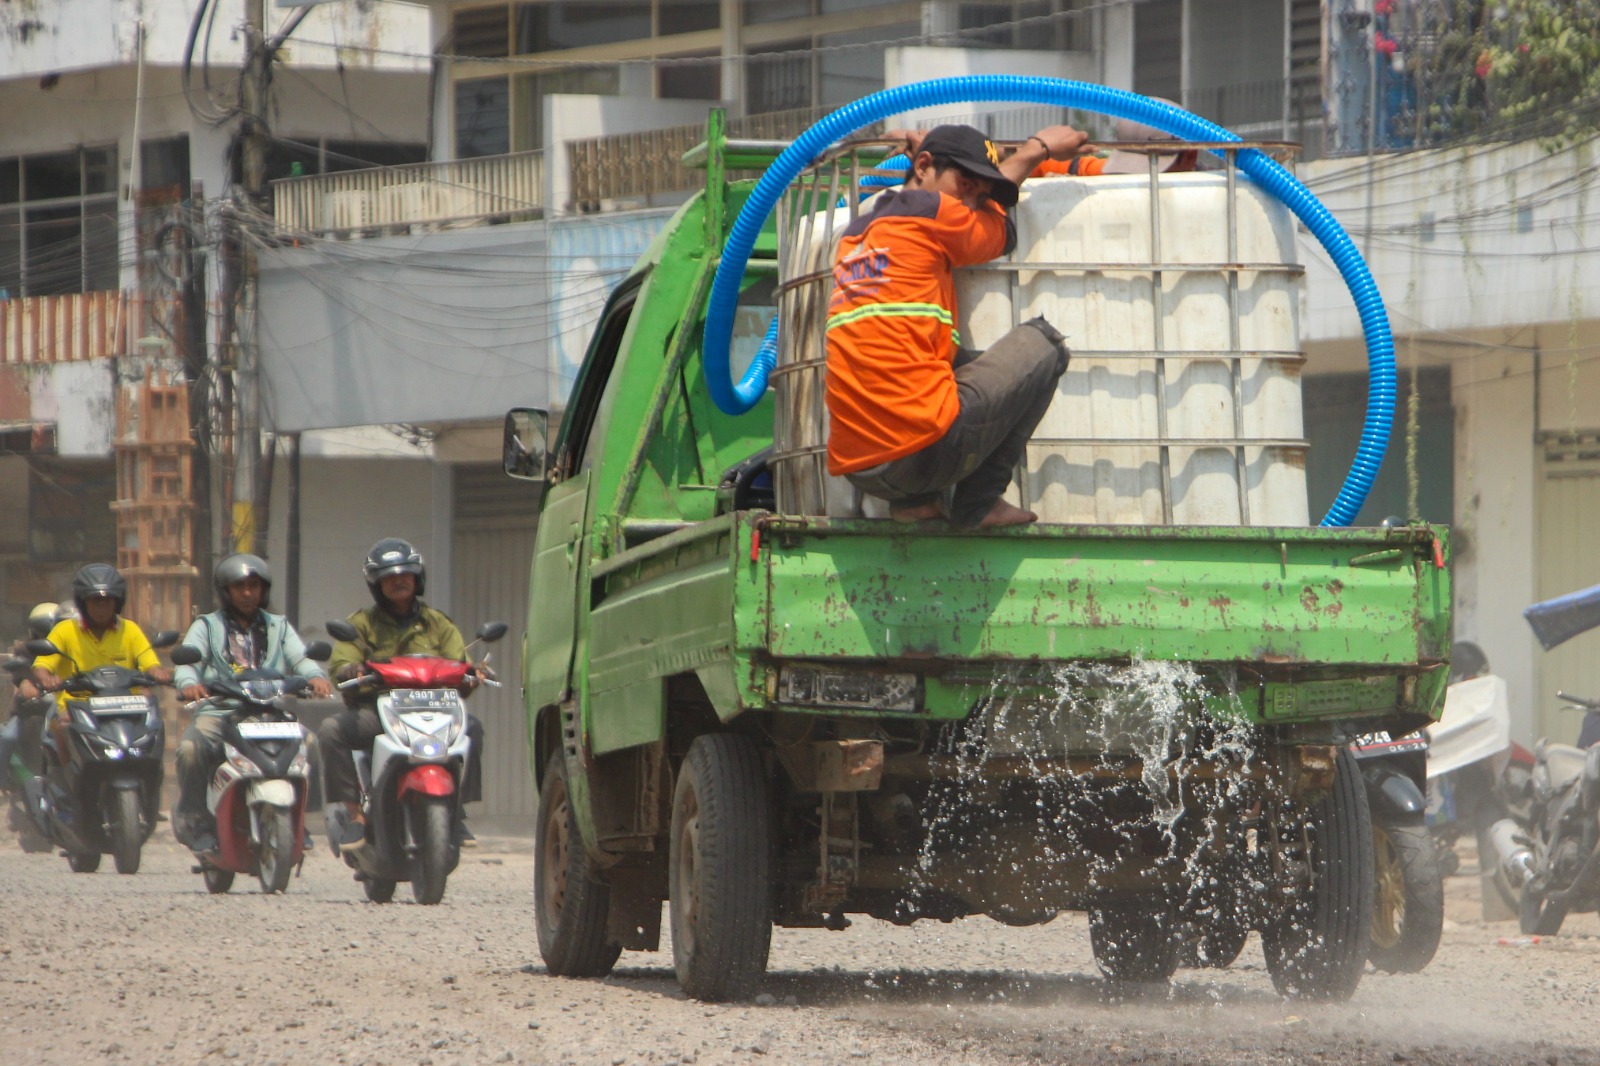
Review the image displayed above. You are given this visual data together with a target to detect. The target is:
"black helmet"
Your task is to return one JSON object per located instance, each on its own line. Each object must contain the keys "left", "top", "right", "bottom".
{"left": 72, "top": 563, "right": 127, "bottom": 614}
{"left": 214, "top": 553, "right": 272, "bottom": 609}
{"left": 26, "top": 602, "right": 60, "bottom": 639}
{"left": 364, "top": 538, "right": 425, "bottom": 601}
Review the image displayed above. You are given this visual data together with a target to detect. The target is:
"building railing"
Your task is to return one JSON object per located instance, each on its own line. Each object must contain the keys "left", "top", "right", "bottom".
{"left": 566, "top": 105, "right": 846, "bottom": 213}
{"left": 0, "top": 290, "right": 128, "bottom": 364}
{"left": 272, "top": 152, "right": 545, "bottom": 237}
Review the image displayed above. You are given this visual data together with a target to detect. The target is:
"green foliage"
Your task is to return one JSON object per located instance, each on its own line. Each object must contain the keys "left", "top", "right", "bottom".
{"left": 1419, "top": 0, "right": 1600, "bottom": 145}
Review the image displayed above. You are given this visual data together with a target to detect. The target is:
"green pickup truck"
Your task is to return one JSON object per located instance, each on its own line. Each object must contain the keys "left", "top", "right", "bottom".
{"left": 504, "top": 121, "right": 1450, "bottom": 1003}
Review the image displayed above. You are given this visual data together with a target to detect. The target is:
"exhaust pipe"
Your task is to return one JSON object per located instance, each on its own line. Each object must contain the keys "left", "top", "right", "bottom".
{"left": 1489, "top": 817, "right": 1536, "bottom": 886}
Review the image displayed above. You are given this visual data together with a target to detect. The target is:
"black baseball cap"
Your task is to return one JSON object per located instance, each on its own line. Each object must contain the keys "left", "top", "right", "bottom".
{"left": 917, "top": 125, "right": 1019, "bottom": 207}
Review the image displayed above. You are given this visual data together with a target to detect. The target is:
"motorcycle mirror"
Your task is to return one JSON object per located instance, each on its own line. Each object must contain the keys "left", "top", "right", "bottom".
{"left": 302, "top": 639, "right": 333, "bottom": 662}
{"left": 169, "top": 645, "right": 204, "bottom": 666}
{"left": 325, "top": 619, "right": 359, "bottom": 643}
{"left": 150, "top": 630, "right": 182, "bottom": 649}
{"left": 503, "top": 408, "right": 550, "bottom": 482}
{"left": 24, "top": 638, "right": 58, "bottom": 658}
{"left": 476, "top": 621, "right": 509, "bottom": 643}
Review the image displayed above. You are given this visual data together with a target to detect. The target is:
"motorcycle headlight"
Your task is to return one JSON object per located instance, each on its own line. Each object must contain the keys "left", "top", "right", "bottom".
{"left": 410, "top": 735, "right": 448, "bottom": 760}
{"left": 225, "top": 745, "right": 258, "bottom": 775}
{"left": 378, "top": 704, "right": 413, "bottom": 746}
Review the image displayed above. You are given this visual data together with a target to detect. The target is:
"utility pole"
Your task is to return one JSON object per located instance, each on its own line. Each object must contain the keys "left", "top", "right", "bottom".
{"left": 233, "top": 0, "right": 271, "bottom": 553}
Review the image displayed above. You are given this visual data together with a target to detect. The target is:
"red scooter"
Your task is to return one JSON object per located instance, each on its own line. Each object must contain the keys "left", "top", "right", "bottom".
{"left": 324, "top": 619, "right": 505, "bottom": 905}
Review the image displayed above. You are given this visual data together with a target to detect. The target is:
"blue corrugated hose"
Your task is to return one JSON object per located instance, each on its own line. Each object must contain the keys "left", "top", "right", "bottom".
{"left": 701, "top": 77, "right": 1393, "bottom": 527}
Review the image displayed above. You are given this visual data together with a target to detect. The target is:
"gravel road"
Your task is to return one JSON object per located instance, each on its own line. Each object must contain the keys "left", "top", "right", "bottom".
{"left": 4, "top": 829, "right": 1600, "bottom": 1066}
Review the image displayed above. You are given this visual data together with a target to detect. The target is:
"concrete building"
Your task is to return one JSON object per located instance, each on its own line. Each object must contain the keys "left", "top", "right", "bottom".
{"left": 0, "top": 0, "right": 430, "bottom": 630}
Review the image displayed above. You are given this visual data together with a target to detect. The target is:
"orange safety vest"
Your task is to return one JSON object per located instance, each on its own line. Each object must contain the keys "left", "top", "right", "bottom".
{"left": 824, "top": 189, "right": 1014, "bottom": 475}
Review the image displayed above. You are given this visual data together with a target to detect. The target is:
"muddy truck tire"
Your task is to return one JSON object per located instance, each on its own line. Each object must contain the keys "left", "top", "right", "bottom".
{"left": 670, "top": 733, "right": 772, "bottom": 1002}
{"left": 536, "top": 754, "right": 622, "bottom": 977}
{"left": 1262, "top": 748, "right": 1373, "bottom": 1000}
{"left": 1090, "top": 900, "right": 1181, "bottom": 983}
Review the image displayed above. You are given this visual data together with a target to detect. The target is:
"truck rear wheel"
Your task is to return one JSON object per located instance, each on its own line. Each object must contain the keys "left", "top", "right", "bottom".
{"left": 1090, "top": 901, "right": 1180, "bottom": 983}
{"left": 535, "top": 754, "right": 621, "bottom": 977}
{"left": 1261, "top": 748, "right": 1373, "bottom": 1000}
{"left": 670, "top": 734, "right": 772, "bottom": 1002}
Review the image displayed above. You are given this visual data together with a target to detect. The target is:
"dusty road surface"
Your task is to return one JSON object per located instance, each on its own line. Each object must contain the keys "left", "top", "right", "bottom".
{"left": 4, "top": 832, "right": 1600, "bottom": 1066}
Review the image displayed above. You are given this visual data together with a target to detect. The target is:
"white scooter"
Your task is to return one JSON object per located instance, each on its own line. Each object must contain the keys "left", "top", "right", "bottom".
{"left": 171, "top": 643, "right": 331, "bottom": 894}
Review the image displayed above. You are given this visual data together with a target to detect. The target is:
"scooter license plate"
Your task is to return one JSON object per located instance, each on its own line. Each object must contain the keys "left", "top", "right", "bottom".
{"left": 87, "top": 695, "right": 149, "bottom": 716}
{"left": 237, "top": 721, "right": 303, "bottom": 740}
{"left": 387, "top": 689, "right": 462, "bottom": 713}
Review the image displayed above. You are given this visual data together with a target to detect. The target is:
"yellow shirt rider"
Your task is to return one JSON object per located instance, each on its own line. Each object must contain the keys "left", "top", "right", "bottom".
{"left": 31, "top": 564, "right": 170, "bottom": 715}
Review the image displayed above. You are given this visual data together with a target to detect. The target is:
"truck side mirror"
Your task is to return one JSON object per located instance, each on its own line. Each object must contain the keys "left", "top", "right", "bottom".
{"left": 504, "top": 408, "right": 550, "bottom": 482}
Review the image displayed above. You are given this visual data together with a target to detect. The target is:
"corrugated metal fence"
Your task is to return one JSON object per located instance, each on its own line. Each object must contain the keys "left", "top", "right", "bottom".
{"left": 452, "top": 465, "right": 543, "bottom": 832}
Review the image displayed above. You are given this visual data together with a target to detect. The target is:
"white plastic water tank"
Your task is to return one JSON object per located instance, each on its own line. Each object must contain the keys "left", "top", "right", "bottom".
{"left": 770, "top": 169, "right": 1308, "bottom": 526}
{"left": 957, "top": 172, "right": 1308, "bottom": 526}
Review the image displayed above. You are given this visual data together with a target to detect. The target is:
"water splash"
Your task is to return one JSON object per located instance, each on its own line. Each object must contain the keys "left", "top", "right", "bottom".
{"left": 900, "top": 657, "right": 1261, "bottom": 940}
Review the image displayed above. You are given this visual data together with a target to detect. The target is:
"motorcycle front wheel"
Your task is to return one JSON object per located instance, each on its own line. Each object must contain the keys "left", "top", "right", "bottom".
{"left": 257, "top": 806, "right": 295, "bottom": 894}
{"left": 67, "top": 849, "right": 101, "bottom": 873}
{"left": 363, "top": 875, "right": 397, "bottom": 904}
{"left": 203, "top": 865, "right": 235, "bottom": 894}
{"left": 1368, "top": 820, "right": 1444, "bottom": 973}
{"left": 411, "top": 795, "right": 453, "bottom": 905}
{"left": 109, "top": 789, "right": 142, "bottom": 875}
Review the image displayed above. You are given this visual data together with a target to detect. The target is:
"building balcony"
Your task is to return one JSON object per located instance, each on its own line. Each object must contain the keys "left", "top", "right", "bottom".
{"left": 272, "top": 152, "right": 545, "bottom": 238}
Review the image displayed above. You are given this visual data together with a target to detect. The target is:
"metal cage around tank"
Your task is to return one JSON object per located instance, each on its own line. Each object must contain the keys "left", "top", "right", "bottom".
{"left": 767, "top": 138, "right": 1311, "bottom": 526}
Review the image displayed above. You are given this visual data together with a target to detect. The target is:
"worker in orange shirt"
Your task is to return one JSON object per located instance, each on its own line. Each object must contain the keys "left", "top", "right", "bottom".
{"left": 825, "top": 123, "right": 1085, "bottom": 529}
{"left": 1031, "top": 111, "right": 1200, "bottom": 177}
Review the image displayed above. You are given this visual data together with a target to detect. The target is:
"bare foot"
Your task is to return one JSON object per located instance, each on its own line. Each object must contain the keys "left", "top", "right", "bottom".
{"left": 976, "top": 499, "right": 1038, "bottom": 528}
{"left": 890, "top": 501, "right": 947, "bottom": 523}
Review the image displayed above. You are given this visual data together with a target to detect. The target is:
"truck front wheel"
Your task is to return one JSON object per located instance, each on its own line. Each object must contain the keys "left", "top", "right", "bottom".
{"left": 535, "top": 754, "right": 622, "bottom": 977}
{"left": 670, "top": 733, "right": 772, "bottom": 1002}
{"left": 1261, "top": 748, "right": 1374, "bottom": 999}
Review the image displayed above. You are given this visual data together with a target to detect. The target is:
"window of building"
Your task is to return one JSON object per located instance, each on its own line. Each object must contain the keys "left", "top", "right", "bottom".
{"left": 457, "top": 77, "right": 514, "bottom": 158}
{"left": 659, "top": 52, "right": 721, "bottom": 101}
{"left": 514, "top": 2, "right": 650, "bottom": 52}
{"left": 0, "top": 146, "right": 120, "bottom": 300}
{"left": 453, "top": 5, "right": 512, "bottom": 57}
{"left": 957, "top": 1, "right": 1088, "bottom": 51}
{"left": 748, "top": 41, "right": 813, "bottom": 113}
{"left": 140, "top": 136, "right": 191, "bottom": 194}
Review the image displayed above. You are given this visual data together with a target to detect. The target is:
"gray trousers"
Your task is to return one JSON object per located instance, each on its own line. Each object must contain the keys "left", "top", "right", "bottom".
{"left": 846, "top": 317, "right": 1069, "bottom": 529}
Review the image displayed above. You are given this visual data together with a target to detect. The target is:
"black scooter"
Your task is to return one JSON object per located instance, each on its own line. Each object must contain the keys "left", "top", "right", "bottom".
{"left": 22, "top": 631, "right": 179, "bottom": 874}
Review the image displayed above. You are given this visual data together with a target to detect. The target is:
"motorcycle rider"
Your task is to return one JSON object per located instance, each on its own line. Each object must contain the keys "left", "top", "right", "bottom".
{"left": 0, "top": 603, "right": 63, "bottom": 797}
{"left": 172, "top": 553, "right": 334, "bottom": 854}
{"left": 320, "top": 539, "right": 487, "bottom": 855}
{"left": 32, "top": 565, "right": 171, "bottom": 710}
